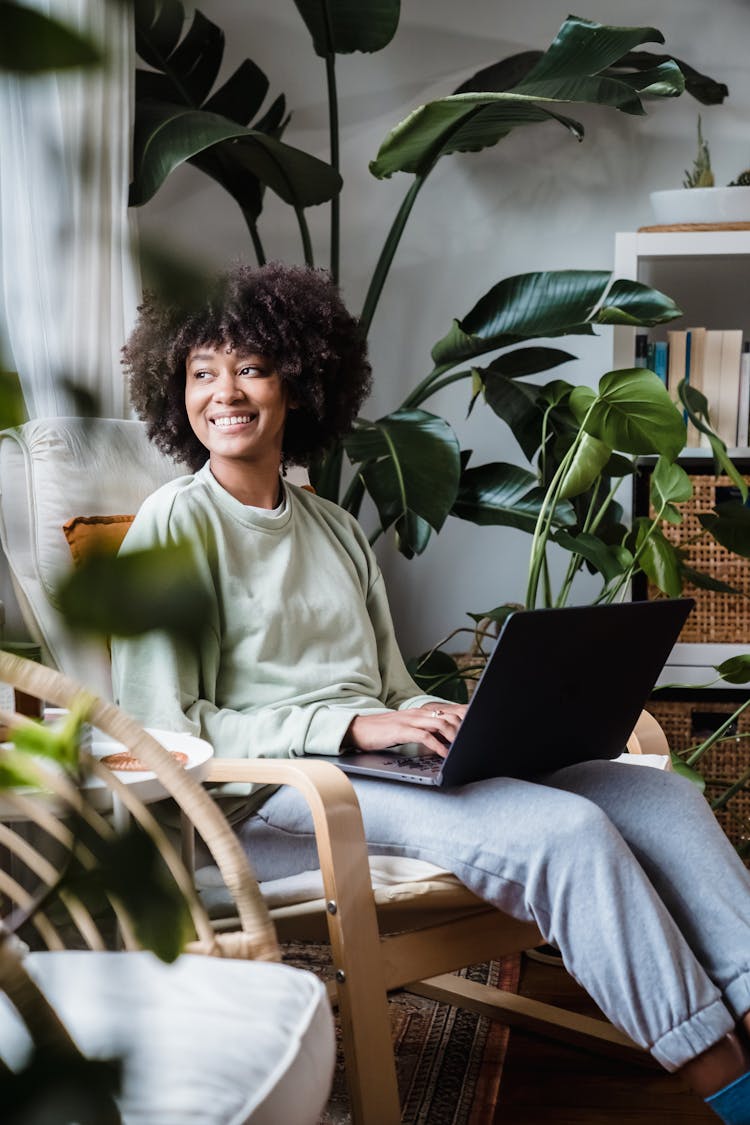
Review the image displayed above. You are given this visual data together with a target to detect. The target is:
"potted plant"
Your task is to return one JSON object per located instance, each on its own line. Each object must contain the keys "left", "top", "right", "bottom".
{"left": 651, "top": 115, "right": 750, "bottom": 224}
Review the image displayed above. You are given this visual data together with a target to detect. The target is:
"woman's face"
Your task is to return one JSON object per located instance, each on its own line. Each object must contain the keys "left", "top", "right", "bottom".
{"left": 184, "top": 344, "right": 289, "bottom": 471}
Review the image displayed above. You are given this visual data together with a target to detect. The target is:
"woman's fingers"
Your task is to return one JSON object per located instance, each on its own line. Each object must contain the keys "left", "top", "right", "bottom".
{"left": 345, "top": 709, "right": 464, "bottom": 755}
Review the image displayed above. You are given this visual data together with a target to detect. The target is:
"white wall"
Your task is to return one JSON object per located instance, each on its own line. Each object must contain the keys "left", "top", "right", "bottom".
{"left": 137, "top": 0, "right": 750, "bottom": 659}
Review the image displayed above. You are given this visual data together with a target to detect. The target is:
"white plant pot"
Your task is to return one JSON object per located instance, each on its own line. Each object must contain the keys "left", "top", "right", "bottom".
{"left": 650, "top": 186, "right": 750, "bottom": 225}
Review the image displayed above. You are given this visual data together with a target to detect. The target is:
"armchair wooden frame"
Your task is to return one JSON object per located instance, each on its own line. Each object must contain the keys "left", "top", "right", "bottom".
{"left": 0, "top": 650, "right": 664, "bottom": 1125}
{"left": 204, "top": 710, "right": 665, "bottom": 1125}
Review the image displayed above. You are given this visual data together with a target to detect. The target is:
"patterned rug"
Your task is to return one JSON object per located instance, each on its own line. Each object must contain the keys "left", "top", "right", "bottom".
{"left": 282, "top": 943, "right": 520, "bottom": 1125}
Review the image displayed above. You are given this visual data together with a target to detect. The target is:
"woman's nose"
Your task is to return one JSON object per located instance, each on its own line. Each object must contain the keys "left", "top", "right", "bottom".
{"left": 212, "top": 372, "right": 243, "bottom": 401}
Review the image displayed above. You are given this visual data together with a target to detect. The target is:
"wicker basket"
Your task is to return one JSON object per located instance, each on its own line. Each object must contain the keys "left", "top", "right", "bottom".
{"left": 637, "top": 465, "right": 750, "bottom": 643}
{"left": 648, "top": 697, "right": 750, "bottom": 857}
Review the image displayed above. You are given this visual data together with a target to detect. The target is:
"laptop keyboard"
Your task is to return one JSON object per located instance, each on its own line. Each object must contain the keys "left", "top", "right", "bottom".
{"left": 391, "top": 753, "right": 443, "bottom": 774}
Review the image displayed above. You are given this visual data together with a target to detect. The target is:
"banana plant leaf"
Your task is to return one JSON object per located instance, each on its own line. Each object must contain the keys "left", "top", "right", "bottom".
{"left": 699, "top": 501, "right": 750, "bottom": 558}
{"left": 1, "top": 1, "right": 102, "bottom": 73}
{"left": 132, "top": 0, "right": 340, "bottom": 218}
{"left": 633, "top": 518, "right": 682, "bottom": 596}
{"left": 293, "top": 0, "right": 400, "bottom": 56}
{"left": 481, "top": 372, "right": 547, "bottom": 462}
{"left": 485, "top": 346, "right": 577, "bottom": 378}
{"left": 344, "top": 410, "right": 461, "bottom": 555}
{"left": 130, "top": 103, "right": 341, "bottom": 207}
{"left": 453, "top": 48, "right": 727, "bottom": 106}
{"left": 370, "top": 16, "right": 684, "bottom": 179}
{"left": 570, "top": 369, "right": 686, "bottom": 459}
{"left": 430, "top": 271, "right": 680, "bottom": 370}
{"left": 507, "top": 17, "right": 684, "bottom": 111}
{"left": 451, "top": 462, "right": 575, "bottom": 532}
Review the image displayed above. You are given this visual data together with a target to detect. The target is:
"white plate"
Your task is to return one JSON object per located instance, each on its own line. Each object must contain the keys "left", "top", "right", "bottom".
{"left": 85, "top": 728, "right": 214, "bottom": 807}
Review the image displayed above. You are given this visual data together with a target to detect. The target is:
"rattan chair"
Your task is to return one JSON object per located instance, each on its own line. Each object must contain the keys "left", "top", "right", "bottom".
{"left": 0, "top": 651, "right": 335, "bottom": 1125}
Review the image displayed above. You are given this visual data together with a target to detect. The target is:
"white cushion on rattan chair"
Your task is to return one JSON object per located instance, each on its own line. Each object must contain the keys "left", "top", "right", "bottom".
{"left": 0, "top": 951, "right": 334, "bottom": 1125}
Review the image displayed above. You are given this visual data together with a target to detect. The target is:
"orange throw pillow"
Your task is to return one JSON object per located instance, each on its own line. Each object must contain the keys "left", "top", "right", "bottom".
{"left": 62, "top": 514, "right": 135, "bottom": 566}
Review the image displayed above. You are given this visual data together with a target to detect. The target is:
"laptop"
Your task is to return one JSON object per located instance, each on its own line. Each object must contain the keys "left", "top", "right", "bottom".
{"left": 312, "top": 598, "right": 693, "bottom": 787}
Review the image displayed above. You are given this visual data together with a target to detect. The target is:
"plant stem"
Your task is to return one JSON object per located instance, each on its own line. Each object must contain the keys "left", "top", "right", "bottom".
{"left": 606, "top": 505, "right": 665, "bottom": 603}
{"left": 711, "top": 756, "right": 750, "bottom": 811}
{"left": 242, "top": 210, "right": 266, "bottom": 265}
{"left": 401, "top": 361, "right": 457, "bottom": 410}
{"left": 325, "top": 52, "right": 340, "bottom": 284}
{"left": 295, "top": 206, "right": 315, "bottom": 267}
{"left": 687, "top": 697, "right": 750, "bottom": 768}
{"left": 360, "top": 174, "right": 427, "bottom": 337}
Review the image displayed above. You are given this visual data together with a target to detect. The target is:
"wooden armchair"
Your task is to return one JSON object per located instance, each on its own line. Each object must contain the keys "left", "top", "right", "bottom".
{"left": 0, "top": 417, "right": 669, "bottom": 1123}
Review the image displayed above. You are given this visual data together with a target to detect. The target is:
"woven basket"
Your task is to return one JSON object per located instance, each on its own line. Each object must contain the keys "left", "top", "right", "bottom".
{"left": 645, "top": 469, "right": 750, "bottom": 643}
{"left": 648, "top": 698, "right": 750, "bottom": 856}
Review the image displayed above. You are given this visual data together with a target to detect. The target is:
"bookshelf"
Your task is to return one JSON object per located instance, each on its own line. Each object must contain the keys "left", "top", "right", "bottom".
{"left": 614, "top": 228, "right": 750, "bottom": 692}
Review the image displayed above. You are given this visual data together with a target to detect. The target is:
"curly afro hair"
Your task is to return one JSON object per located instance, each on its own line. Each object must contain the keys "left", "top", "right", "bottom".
{"left": 122, "top": 262, "right": 372, "bottom": 471}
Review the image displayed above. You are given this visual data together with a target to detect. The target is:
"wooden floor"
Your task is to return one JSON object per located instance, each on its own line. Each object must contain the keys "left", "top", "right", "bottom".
{"left": 494, "top": 955, "right": 716, "bottom": 1124}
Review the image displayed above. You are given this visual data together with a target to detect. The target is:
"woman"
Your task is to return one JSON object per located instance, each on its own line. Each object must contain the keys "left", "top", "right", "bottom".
{"left": 113, "top": 262, "right": 750, "bottom": 1124}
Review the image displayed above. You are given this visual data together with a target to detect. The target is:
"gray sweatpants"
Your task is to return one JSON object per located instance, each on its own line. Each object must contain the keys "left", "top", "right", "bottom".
{"left": 237, "top": 759, "right": 750, "bottom": 1071}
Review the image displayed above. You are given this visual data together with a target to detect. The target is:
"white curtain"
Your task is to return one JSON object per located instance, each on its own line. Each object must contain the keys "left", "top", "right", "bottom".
{"left": 0, "top": 0, "right": 139, "bottom": 419}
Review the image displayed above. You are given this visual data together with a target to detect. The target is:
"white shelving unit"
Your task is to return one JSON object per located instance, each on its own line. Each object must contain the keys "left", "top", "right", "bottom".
{"left": 614, "top": 228, "right": 750, "bottom": 689}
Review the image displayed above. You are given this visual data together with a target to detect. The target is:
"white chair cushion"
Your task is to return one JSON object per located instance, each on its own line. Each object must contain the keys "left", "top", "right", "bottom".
{"left": 0, "top": 951, "right": 335, "bottom": 1125}
{"left": 0, "top": 417, "right": 184, "bottom": 697}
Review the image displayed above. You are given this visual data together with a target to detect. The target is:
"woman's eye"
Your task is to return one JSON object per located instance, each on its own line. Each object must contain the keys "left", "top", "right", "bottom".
{"left": 239, "top": 365, "right": 262, "bottom": 377}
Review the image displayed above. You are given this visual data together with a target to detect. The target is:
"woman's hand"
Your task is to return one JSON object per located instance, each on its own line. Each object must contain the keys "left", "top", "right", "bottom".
{"left": 344, "top": 703, "right": 467, "bottom": 758}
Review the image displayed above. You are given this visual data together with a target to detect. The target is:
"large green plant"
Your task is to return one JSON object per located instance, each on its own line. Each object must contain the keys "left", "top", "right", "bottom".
{"left": 129, "top": 3, "right": 728, "bottom": 560}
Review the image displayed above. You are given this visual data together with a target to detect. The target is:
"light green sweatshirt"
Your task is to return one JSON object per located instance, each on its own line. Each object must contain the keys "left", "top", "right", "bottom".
{"left": 111, "top": 464, "right": 436, "bottom": 802}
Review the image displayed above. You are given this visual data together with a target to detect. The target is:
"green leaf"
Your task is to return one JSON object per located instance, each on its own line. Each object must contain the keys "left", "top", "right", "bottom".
{"left": 678, "top": 382, "right": 748, "bottom": 501}
{"left": 370, "top": 93, "right": 583, "bottom": 179}
{"left": 370, "top": 16, "right": 685, "bottom": 179}
{"left": 699, "top": 501, "right": 750, "bottom": 558}
{"left": 670, "top": 754, "right": 706, "bottom": 789}
{"left": 486, "top": 346, "right": 576, "bottom": 379}
{"left": 0, "top": 369, "right": 27, "bottom": 429}
{"left": 634, "top": 520, "right": 682, "bottom": 596}
{"left": 55, "top": 541, "right": 214, "bottom": 641}
{"left": 344, "top": 410, "right": 461, "bottom": 548}
{"left": 572, "top": 368, "right": 686, "bottom": 459}
{"left": 552, "top": 530, "right": 628, "bottom": 583}
{"left": 431, "top": 271, "right": 609, "bottom": 369}
{"left": 651, "top": 457, "right": 693, "bottom": 508}
{"left": 293, "top": 0, "right": 400, "bottom": 56}
{"left": 594, "top": 278, "right": 682, "bottom": 326}
{"left": 614, "top": 51, "right": 728, "bottom": 106}
{"left": 66, "top": 824, "right": 194, "bottom": 963}
{"left": 511, "top": 16, "right": 683, "bottom": 112}
{"left": 9, "top": 699, "right": 90, "bottom": 771}
{"left": 451, "top": 462, "right": 574, "bottom": 532}
{"left": 467, "top": 605, "right": 518, "bottom": 627}
{"left": 559, "top": 432, "right": 612, "bottom": 499}
{"left": 406, "top": 650, "right": 468, "bottom": 704}
{"left": 715, "top": 654, "right": 750, "bottom": 685}
{"left": 129, "top": 104, "right": 341, "bottom": 207}
{"left": 482, "top": 371, "right": 546, "bottom": 461}
{"left": 0, "top": 1048, "right": 121, "bottom": 1124}
{"left": 678, "top": 563, "right": 743, "bottom": 595}
{"left": 0, "top": 1, "right": 102, "bottom": 73}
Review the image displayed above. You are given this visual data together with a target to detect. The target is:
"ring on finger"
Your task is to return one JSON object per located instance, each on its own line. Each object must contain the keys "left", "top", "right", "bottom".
{"left": 430, "top": 709, "right": 444, "bottom": 718}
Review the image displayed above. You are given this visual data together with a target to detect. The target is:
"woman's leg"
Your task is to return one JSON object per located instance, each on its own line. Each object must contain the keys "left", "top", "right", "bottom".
{"left": 237, "top": 771, "right": 739, "bottom": 1073}
{"left": 547, "top": 760, "right": 750, "bottom": 1028}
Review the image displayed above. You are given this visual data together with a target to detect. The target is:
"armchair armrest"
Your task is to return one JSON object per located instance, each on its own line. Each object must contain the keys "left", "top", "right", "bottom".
{"left": 626, "top": 710, "right": 669, "bottom": 756}
{"left": 203, "top": 757, "right": 400, "bottom": 1122}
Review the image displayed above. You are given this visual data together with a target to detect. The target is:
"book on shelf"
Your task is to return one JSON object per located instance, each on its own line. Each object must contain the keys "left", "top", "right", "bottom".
{"left": 716, "top": 330, "right": 743, "bottom": 448}
{"left": 737, "top": 342, "right": 750, "bottom": 448}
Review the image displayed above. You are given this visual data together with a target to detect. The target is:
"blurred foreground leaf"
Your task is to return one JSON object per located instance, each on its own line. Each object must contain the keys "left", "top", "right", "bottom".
{"left": 0, "top": 1, "right": 103, "bottom": 73}
{"left": 406, "top": 650, "right": 468, "bottom": 703}
{"left": 0, "top": 1048, "right": 121, "bottom": 1125}
{"left": 64, "top": 822, "right": 194, "bottom": 963}
{"left": 55, "top": 542, "right": 213, "bottom": 641}
{"left": 0, "top": 369, "right": 27, "bottom": 429}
